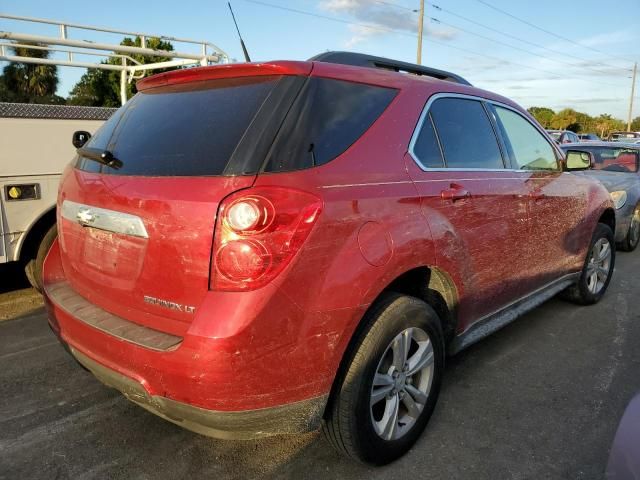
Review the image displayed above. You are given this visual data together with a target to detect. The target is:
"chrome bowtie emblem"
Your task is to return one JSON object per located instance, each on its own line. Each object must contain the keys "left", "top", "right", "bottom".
{"left": 76, "top": 208, "right": 95, "bottom": 225}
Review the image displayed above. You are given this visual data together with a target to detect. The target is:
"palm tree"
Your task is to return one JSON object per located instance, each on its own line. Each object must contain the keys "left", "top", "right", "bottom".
{"left": 2, "top": 43, "right": 59, "bottom": 102}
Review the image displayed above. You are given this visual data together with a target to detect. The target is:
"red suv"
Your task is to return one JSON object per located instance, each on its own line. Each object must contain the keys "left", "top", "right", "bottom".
{"left": 44, "top": 52, "right": 616, "bottom": 465}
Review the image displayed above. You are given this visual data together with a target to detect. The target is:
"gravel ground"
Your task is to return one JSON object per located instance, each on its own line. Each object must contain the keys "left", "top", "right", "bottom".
{"left": 1, "top": 254, "right": 639, "bottom": 479}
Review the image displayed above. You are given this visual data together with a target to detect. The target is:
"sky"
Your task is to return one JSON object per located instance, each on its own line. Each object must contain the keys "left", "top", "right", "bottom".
{"left": 1, "top": 0, "right": 639, "bottom": 119}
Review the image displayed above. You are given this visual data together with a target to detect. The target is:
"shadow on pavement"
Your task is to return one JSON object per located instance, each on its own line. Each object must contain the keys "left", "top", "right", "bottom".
{"left": 0, "top": 262, "right": 30, "bottom": 294}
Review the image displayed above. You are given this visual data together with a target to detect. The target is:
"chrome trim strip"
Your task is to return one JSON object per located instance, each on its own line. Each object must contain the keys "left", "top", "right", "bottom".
{"left": 61, "top": 199, "right": 148, "bottom": 238}
{"left": 408, "top": 92, "right": 562, "bottom": 173}
{"left": 320, "top": 180, "right": 413, "bottom": 189}
{"left": 449, "top": 272, "right": 580, "bottom": 354}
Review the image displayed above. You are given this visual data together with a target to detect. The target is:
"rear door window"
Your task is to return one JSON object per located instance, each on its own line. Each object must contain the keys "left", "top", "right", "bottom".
{"left": 77, "top": 76, "right": 281, "bottom": 176}
{"left": 263, "top": 78, "right": 397, "bottom": 172}
{"left": 429, "top": 97, "right": 505, "bottom": 169}
{"left": 493, "top": 106, "right": 559, "bottom": 171}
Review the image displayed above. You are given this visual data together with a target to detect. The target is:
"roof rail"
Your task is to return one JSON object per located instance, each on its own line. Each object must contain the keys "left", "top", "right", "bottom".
{"left": 309, "top": 51, "right": 472, "bottom": 86}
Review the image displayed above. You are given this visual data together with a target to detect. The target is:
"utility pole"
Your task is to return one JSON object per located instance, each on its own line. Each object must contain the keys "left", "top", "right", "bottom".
{"left": 416, "top": 0, "right": 425, "bottom": 65}
{"left": 628, "top": 62, "right": 637, "bottom": 131}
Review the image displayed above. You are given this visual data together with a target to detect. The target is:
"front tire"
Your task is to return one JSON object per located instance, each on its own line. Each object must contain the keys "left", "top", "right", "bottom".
{"left": 323, "top": 293, "right": 445, "bottom": 465}
{"left": 563, "top": 222, "right": 615, "bottom": 305}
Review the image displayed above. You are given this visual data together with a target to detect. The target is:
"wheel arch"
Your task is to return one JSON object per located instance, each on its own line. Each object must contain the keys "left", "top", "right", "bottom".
{"left": 323, "top": 264, "right": 459, "bottom": 419}
{"left": 16, "top": 205, "right": 57, "bottom": 263}
{"left": 383, "top": 266, "right": 459, "bottom": 344}
{"left": 598, "top": 207, "right": 616, "bottom": 233}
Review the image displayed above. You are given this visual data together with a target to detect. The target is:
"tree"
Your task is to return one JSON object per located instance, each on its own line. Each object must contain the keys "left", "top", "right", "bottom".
{"left": 631, "top": 116, "right": 640, "bottom": 132}
{"left": 593, "top": 114, "right": 625, "bottom": 138}
{"left": 68, "top": 36, "right": 174, "bottom": 107}
{"left": 550, "top": 108, "right": 579, "bottom": 130}
{"left": 0, "top": 43, "right": 64, "bottom": 103}
{"left": 527, "top": 107, "right": 555, "bottom": 128}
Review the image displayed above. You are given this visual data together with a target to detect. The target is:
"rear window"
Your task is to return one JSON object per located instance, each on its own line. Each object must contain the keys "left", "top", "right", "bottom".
{"left": 263, "top": 77, "right": 397, "bottom": 172}
{"left": 76, "top": 76, "right": 280, "bottom": 176}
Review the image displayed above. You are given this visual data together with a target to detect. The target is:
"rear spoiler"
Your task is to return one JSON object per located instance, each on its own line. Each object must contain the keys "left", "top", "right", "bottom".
{"left": 309, "top": 51, "right": 472, "bottom": 86}
{"left": 137, "top": 61, "right": 313, "bottom": 91}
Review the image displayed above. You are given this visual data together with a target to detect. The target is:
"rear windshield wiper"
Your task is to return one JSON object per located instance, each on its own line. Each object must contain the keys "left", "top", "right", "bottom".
{"left": 77, "top": 147, "right": 123, "bottom": 170}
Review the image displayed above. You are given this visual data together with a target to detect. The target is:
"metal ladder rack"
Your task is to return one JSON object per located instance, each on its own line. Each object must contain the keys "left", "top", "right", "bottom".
{"left": 0, "top": 13, "right": 230, "bottom": 105}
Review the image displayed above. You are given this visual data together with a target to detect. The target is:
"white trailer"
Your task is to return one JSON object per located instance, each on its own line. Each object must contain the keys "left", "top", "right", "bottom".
{"left": 0, "top": 103, "right": 116, "bottom": 288}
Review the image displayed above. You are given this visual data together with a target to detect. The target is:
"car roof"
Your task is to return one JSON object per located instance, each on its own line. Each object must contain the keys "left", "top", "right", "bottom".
{"left": 137, "top": 59, "right": 525, "bottom": 114}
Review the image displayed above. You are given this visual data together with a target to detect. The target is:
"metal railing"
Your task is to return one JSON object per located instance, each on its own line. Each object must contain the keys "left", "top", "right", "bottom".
{"left": 0, "top": 13, "right": 230, "bottom": 105}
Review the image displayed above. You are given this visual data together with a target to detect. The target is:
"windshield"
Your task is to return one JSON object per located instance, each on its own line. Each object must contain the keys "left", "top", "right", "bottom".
{"left": 586, "top": 147, "right": 640, "bottom": 173}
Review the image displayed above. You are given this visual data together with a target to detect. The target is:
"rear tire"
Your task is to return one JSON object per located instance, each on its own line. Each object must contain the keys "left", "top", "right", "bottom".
{"left": 562, "top": 223, "right": 615, "bottom": 305}
{"left": 322, "top": 293, "right": 445, "bottom": 465}
{"left": 620, "top": 204, "right": 640, "bottom": 252}
{"left": 25, "top": 224, "right": 57, "bottom": 293}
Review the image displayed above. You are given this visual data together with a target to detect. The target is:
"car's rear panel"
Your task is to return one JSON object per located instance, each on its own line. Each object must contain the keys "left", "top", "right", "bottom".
{"left": 53, "top": 70, "right": 302, "bottom": 333}
{"left": 57, "top": 171, "right": 255, "bottom": 334}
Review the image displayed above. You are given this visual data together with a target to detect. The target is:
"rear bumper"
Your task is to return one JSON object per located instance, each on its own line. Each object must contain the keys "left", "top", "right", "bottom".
{"left": 68, "top": 346, "right": 326, "bottom": 439}
{"left": 42, "top": 240, "right": 355, "bottom": 439}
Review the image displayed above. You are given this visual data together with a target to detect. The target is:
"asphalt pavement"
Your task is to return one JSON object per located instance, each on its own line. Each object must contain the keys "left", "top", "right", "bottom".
{"left": 1, "top": 253, "right": 639, "bottom": 480}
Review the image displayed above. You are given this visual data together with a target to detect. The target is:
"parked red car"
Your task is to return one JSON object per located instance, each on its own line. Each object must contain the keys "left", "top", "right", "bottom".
{"left": 43, "top": 52, "right": 616, "bottom": 465}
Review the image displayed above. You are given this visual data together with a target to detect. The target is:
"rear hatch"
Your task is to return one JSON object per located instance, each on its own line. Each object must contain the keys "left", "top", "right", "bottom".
{"left": 56, "top": 66, "right": 309, "bottom": 333}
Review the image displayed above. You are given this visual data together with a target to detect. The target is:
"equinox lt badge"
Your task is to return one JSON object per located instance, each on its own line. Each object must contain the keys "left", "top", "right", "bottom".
{"left": 143, "top": 295, "right": 196, "bottom": 314}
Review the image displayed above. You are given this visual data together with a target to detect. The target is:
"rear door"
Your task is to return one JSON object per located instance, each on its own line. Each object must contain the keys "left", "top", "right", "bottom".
{"left": 491, "top": 105, "right": 586, "bottom": 286}
{"left": 56, "top": 74, "right": 301, "bottom": 334}
{"left": 406, "top": 95, "right": 532, "bottom": 329}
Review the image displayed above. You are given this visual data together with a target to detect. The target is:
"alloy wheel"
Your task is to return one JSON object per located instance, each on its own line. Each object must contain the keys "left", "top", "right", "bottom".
{"left": 370, "top": 327, "right": 435, "bottom": 441}
{"left": 586, "top": 238, "right": 612, "bottom": 294}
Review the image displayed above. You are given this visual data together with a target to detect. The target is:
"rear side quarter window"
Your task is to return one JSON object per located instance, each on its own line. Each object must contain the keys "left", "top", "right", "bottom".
{"left": 263, "top": 78, "right": 397, "bottom": 172}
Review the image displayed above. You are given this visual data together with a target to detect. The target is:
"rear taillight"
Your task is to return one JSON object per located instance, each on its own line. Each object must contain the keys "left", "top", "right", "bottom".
{"left": 210, "top": 187, "right": 322, "bottom": 291}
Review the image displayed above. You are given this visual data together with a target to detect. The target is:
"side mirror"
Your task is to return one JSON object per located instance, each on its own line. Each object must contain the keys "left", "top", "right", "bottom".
{"left": 72, "top": 130, "right": 91, "bottom": 149}
{"left": 565, "top": 150, "right": 593, "bottom": 171}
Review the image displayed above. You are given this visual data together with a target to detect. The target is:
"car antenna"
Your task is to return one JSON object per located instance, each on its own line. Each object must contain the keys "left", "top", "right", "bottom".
{"left": 228, "top": 2, "right": 251, "bottom": 62}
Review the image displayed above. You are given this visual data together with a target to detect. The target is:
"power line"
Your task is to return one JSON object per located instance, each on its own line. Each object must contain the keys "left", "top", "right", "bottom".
{"left": 472, "top": 0, "right": 637, "bottom": 64}
{"left": 372, "top": 0, "right": 632, "bottom": 72}
{"left": 371, "top": 0, "right": 417, "bottom": 11}
{"left": 430, "top": 16, "right": 631, "bottom": 82}
{"left": 428, "top": 2, "right": 631, "bottom": 73}
{"left": 241, "top": 0, "right": 629, "bottom": 89}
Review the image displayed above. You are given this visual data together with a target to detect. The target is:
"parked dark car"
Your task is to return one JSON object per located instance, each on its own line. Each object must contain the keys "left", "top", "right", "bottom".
{"left": 43, "top": 52, "right": 616, "bottom": 465}
{"left": 561, "top": 142, "right": 640, "bottom": 251}
{"left": 547, "top": 129, "right": 580, "bottom": 144}
{"left": 578, "top": 133, "right": 601, "bottom": 142}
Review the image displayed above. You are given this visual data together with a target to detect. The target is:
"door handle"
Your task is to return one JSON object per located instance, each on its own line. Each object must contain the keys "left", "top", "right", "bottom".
{"left": 529, "top": 189, "right": 546, "bottom": 201}
{"left": 441, "top": 183, "right": 470, "bottom": 201}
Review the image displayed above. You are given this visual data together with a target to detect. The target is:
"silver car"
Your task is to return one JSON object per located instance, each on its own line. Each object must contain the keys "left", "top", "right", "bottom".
{"left": 562, "top": 142, "right": 640, "bottom": 251}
